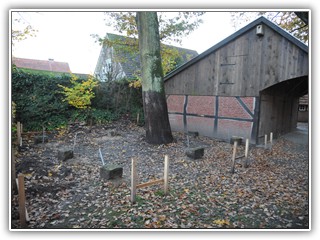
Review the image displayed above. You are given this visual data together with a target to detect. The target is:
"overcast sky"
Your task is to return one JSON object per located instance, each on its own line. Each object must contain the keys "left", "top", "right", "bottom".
{"left": 12, "top": 11, "right": 237, "bottom": 74}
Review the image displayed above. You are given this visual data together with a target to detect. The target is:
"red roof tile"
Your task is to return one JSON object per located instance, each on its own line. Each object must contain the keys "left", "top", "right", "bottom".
{"left": 12, "top": 57, "right": 71, "bottom": 73}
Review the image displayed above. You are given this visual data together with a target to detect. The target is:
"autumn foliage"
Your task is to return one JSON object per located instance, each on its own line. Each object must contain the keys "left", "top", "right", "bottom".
{"left": 58, "top": 74, "right": 98, "bottom": 109}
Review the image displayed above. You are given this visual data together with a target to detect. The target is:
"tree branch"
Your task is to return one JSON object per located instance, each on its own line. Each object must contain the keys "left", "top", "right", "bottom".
{"left": 294, "top": 12, "right": 308, "bottom": 25}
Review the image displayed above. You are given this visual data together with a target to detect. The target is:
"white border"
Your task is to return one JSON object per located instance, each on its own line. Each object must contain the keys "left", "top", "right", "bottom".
{"left": 1, "top": 3, "right": 319, "bottom": 239}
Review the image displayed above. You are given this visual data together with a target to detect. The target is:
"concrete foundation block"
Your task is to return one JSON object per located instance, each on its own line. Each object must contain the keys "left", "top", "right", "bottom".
{"left": 100, "top": 165, "right": 123, "bottom": 180}
{"left": 58, "top": 149, "right": 74, "bottom": 161}
{"left": 34, "top": 135, "right": 48, "bottom": 144}
{"left": 230, "top": 136, "right": 243, "bottom": 145}
{"left": 186, "top": 147, "right": 205, "bottom": 159}
{"left": 187, "top": 131, "right": 199, "bottom": 137}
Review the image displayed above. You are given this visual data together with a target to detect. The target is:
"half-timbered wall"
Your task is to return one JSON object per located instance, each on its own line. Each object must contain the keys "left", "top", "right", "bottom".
{"left": 167, "top": 95, "right": 257, "bottom": 142}
{"left": 164, "top": 19, "right": 308, "bottom": 144}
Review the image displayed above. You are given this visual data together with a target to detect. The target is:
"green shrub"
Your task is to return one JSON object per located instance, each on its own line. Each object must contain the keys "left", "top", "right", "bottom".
{"left": 12, "top": 67, "right": 72, "bottom": 130}
{"left": 12, "top": 66, "right": 144, "bottom": 131}
{"left": 91, "top": 108, "right": 120, "bottom": 124}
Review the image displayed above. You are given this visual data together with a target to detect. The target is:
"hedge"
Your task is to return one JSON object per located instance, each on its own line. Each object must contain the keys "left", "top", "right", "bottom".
{"left": 11, "top": 66, "right": 143, "bottom": 131}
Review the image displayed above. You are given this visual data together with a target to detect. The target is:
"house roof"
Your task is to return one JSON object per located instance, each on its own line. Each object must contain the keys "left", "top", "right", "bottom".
{"left": 96, "top": 33, "right": 199, "bottom": 79}
{"left": 12, "top": 57, "right": 71, "bottom": 73}
{"left": 164, "top": 16, "right": 308, "bottom": 81}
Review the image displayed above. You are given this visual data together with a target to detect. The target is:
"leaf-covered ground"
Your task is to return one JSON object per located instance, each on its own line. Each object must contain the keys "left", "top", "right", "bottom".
{"left": 11, "top": 120, "right": 309, "bottom": 229}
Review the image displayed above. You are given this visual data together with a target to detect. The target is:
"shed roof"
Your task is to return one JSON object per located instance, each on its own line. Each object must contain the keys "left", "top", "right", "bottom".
{"left": 164, "top": 16, "right": 308, "bottom": 81}
{"left": 12, "top": 57, "right": 71, "bottom": 73}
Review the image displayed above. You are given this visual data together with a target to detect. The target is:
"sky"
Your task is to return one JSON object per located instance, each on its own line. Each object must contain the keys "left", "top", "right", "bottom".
{"left": 11, "top": 11, "right": 237, "bottom": 74}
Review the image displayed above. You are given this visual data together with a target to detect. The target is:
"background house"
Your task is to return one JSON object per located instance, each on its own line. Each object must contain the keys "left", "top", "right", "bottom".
{"left": 12, "top": 57, "right": 71, "bottom": 73}
{"left": 164, "top": 17, "right": 308, "bottom": 144}
{"left": 94, "top": 33, "right": 198, "bottom": 82}
{"left": 298, "top": 94, "right": 309, "bottom": 122}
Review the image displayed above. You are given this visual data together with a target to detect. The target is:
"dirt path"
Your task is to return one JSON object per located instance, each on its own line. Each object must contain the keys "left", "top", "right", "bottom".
{"left": 11, "top": 120, "right": 309, "bottom": 229}
{"left": 283, "top": 122, "right": 309, "bottom": 146}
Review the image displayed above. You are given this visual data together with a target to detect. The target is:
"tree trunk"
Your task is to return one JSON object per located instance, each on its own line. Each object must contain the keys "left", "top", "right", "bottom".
{"left": 136, "top": 12, "right": 173, "bottom": 144}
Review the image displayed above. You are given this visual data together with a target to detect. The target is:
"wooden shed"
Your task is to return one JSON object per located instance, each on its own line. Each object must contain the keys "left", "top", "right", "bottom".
{"left": 164, "top": 16, "right": 309, "bottom": 144}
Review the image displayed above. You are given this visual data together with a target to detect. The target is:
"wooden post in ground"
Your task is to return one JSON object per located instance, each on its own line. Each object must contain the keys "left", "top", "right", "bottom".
{"left": 231, "top": 141, "right": 237, "bottom": 174}
{"left": 131, "top": 158, "right": 137, "bottom": 204}
{"left": 186, "top": 134, "right": 190, "bottom": 148}
{"left": 11, "top": 147, "right": 17, "bottom": 193}
{"left": 270, "top": 132, "right": 273, "bottom": 150}
{"left": 164, "top": 155, "right": 169, "bottom": 195}
{"left": 244, "top": 139, "right": 249, "bottom": 168}
{"left": 42, "top": 126, "right": 45, "bottom": 144}
{"left": 17, "top": 174, "right": 26, "bottom": 228}
{"left": 136, "top": 113, "right": 140, "bottom": 125}
{"left": 17, "top": 122, "right": 21, "bottom": 146}
{"left": 264, "top": 134, "right": 268, "bottom": 149}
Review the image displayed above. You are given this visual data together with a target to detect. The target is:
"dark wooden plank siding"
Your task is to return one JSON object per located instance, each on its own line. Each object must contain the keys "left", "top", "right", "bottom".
{"left": 164, "top": 24, "right": 308, "bottom": 97}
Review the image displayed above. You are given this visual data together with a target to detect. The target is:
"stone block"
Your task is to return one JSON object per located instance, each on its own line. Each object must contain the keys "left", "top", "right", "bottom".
{"left": 34, "top": 135, "right": 48, "bottom": 144}
{"left": 186, "top": 147, "right": 204, "bottom": 159}
{"left": 58, "top": 149, "right": 74, "bottom": 161}
{"left": 187, "top": 131, "right": 199, "bottom": 137}
{"left": 100, "top": 165, "right": 123, "bottom": 180}
{"left": 230, "top": 136, "right": 243, "bottom": 145}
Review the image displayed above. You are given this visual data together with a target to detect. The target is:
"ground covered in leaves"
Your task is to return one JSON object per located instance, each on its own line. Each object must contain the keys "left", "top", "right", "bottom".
{"left": 11, "top": 120, "right": 309, "bottom": 229}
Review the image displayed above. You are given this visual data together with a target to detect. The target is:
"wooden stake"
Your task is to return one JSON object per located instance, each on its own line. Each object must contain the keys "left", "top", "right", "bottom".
{"left": 231, "top": 141, "right": 237, "bottom": 174}
{"left": 264, "top": 134, "right": 268, "bottom": 149}
{"left": 42, "top": 126, "right": 45, "bottom": 144}
{"left": 164, "top": 155, "right": 169, "bottom": 195}
{"left": 187, "top": 134, "right": 190, "bottom": 148}
{"left": 131, "top": 158, "right": 137, "bottom": 204}
{"left": 270, "top": 132, "right": 273, "bottom": 150}
{"left": 17, "top": 174, "right": 27, "bottom": 228}
{"left": 17, "top": 121, "right": 21, "bottom": 146}
{"left": 244, "top": 139, "right": 249, "bottom": 168}
{"left": 136, "top": 113, "right": 140, "bottom": 125}
{"left": 11, "top": 147, "right": 17, "bottom": 193}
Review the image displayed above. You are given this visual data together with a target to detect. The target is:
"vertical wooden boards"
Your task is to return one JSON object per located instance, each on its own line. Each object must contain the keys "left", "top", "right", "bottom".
{"left": 164, "top": 23, "right": 308, "bottom": 98}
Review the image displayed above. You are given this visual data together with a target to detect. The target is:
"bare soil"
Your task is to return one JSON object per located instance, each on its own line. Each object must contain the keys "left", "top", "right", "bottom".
{"left": 11, "top": 120, "right": 309, "bottom": 229}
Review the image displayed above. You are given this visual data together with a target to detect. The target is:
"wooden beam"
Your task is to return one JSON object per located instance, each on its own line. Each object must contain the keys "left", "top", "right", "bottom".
{"left": 136, "top": 179, "right": 164, "bottom": 189}
{"left": 235, "top": 154, "right": 245, "bottom": 160}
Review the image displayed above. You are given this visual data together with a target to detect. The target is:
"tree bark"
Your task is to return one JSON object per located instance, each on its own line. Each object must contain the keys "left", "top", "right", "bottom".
{"left": 136, "top": 12, "right": 173, "bottom": 144}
